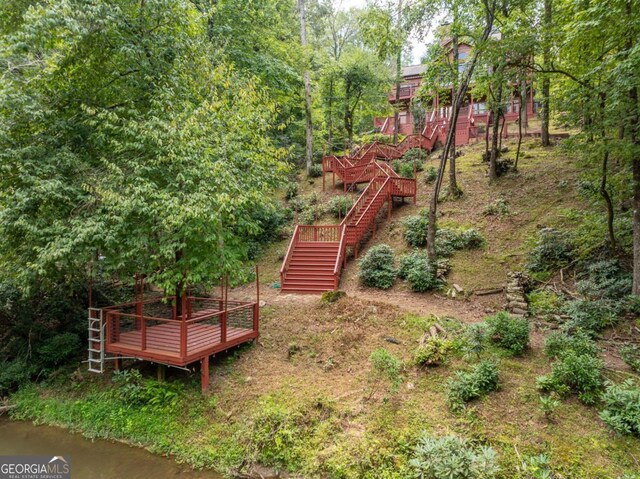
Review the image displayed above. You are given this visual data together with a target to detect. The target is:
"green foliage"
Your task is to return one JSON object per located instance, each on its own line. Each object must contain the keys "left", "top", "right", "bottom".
{"left": 543, "top": 331, "right": 599, "bottom": 359}
{"left": 562, "top": 299, "right": 621, "bottom": 336}
{"left": 599, "top": 380, "right": 640, "bottom": 437}
{"left": 358, "top": 244, "right": 397, "bottom": 289}
{"left": 35, "top": 333, "right": 81, "bottom": 371}
{"left": 398, "top": 250, "right": 441, "bottom": 292}
{"left": 575, "top": 260, "right": 631, "bottom": 300}
{"left": 485, "top": 312, "right": 530, "bottom": 356}
{"left": 320, "top": 290, "right": 346, "bottom": 304}
{"left": 483, "top": 198, "right": 510, "bottom": 217}
{"left": 409, "top": 434, "right": 499, "bottom": 479}
{"left": 516, "top": 454, "right": 558, "bottom": 479}
{"left": 526, "top": 229, "right": 574, "bottom": 273}
{"left": 398, "top": 161, "right": 417, "bottom": 178}
{"left": 620, "top": 345, "right": 640, "bottom": 373}
{"left": 527, "top": 290, "right": 561, "bottom": 317}
{"left": 285, "top": 182, "right": 299, "bottom": 200}
{"left": 403, "top": 210, "right": 430, "bottom": 247}
{"left": 447, "top": 361, "right": 500, "bottom": 412}
{"left": 308, "top": 164, "right": 323, "bottom": 178}
{"left": 414, "top": 338, "right": 452, "bottom": 367}
{"left": 424, "top": 166, "right": 438, "bottom": 183}
{"left": 369, "top": 347, "right": 403, "bottom": 394}
{"left": 462, "top": 323, "right": 488, "bottom": 359}
{"left": 537, "top": 351, "right": 604, "bottom": 405}
{"left": 435, "top": 228, "right": 485, "bottom": 257}
{"left": 402, "top": 148, "right": 429, "bottom": 163}
{"left": 112, "top": 370, "right": 182, "bottom": 411}
{"left": 328, "top": 195, "right": 354, "bottom": 218}
{"left": 539, "top": 394, "right": 561, "bottom": 420}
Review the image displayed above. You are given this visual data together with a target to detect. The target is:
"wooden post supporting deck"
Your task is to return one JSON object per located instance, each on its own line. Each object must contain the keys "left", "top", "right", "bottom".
{"left": 201, "top": 355, "right": 210, "bottom": 393}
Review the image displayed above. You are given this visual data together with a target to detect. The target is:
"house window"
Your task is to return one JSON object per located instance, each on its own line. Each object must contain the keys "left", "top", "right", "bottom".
{"left": 459, "top": 52, "right": 468, "bottom": 60}
{"left": 473, "top": 102, "right": 487, "bottom": 114}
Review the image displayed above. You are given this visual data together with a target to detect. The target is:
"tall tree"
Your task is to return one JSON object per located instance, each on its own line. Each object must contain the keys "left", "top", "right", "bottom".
{"left": 299, "top": 0, "right": 314, "bottom": 174}
{"left": 540, "top": 0, "right": 552, "bottom": 146}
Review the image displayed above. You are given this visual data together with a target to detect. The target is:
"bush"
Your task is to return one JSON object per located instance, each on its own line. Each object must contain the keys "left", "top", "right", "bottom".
{"left": 414, "top": 337, "right": 452, "bottom": 366}
{"left": 358, "top": 244, "right": 397, "bottom": 289}
{"left": 36, "top": 333, "right": 81, "bottom": 371}
{"left": 537, "top": 351, "right": 604, "bottom": 405}
{"left": 403, "top": 211, "right": 429, "bottom": 247}
{"left": 399, "top": 250, "right": 441, "bottom": 292}
{"left": 483, "top": 198, "right": 510, "bottom": 217}
{"left": 543, "top": 331, "right": 599, "bottom": 359}
{"left": 576, "top": 259, "right": 632, "bottom": 300}
{"left": 402, "top": 148, "right": 429, "bottom": 163}
{"left": 285, "top": 182, "right": 298, "bottom": 200}
{"left": 447, "top": 361, "right": 500, "bottom": 412}
{"left": 436, "top": 228, "right": 485, "bottom": 257}
{"left": 328, "top": 195, "right": 353, "bottom": 218}
{"left": 307, "top": 163, "right": 322, "bottom": 178}
{"left": 462, "top": 323, "right": 488, "bottom": 359}
{"left": 527, "top": 228, "right": 574, "bottom": 273}
{"left": 527, "top": 290, "right": 561, "bottom": 317}
{"left": 398, "top": 161, "right": 416, "bottom": 178}
{"left": 562, "top": 299, "right": 621, "bottom": 336}
{"left": 370, "top": 347, "right": 403, "bottom": 394}
{"left": 620, "top": 345, "right": 640, "bottom": 373}
{"left": 600, "top": 380, "right": 640, "bottom": 436}
{"left": 485, "top": 311, "right": 530, "bottom": 356}
{"left": 409, "top": 434, "right": 499, "bottom": 479}
{"left": 424, "top": 166, "right": 438, "bottom": 183}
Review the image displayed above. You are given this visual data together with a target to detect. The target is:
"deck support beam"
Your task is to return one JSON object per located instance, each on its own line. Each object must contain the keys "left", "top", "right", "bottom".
{"left": 201, "top": 355, "right": 210, "bottom": 393}
{"left": 157, "top": 363, "right": 165, "bottom": 381}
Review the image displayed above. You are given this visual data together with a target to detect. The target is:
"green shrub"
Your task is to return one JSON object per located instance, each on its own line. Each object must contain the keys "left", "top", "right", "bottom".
{"left": 485, "top": 311, "right": 530, "bottom": 356}
{"left": 399, "top": 250, "right": 441, "bottom": 292}
{"left": 307, "top": 163, "right": 323, "bottom": 178}
{"left": 527, "top": 228, "right": 574, "bottom": 273}
{"left": 328, "top": 195, "right": 353, "bottom": 218}
{"left": 414, "top": 338, "right": 452, "bottom": 366}
{"left": 562, "top": 299, "right": 621, "bottom": 336}
{"left": 483, "top": 198, "right": 510, "bottom": 216}
{"left": 462, "top": 323, "right": 488, "bottom": 359}
{"left": 403, "top": 211, "right": 429, "bottom": 247}
{"left": 409, "top": 434, "right": 499, "bottom": 479}
{"left": 370, "top": 347, "right": 403, "bottom": 394}
{"left": 447, "top": 361, "right": 500, "bottom": 412}
{"left": 436, "top": 228, "right": 485, "bottom": 257}
{"left": 537, "top": 351, "right": 604, "bottom": 405}
{"left": 620, "top": 345, "right": 640, "bottom": 373}
{"left": 576, "top": 259, "right": 632, "bottom": 300}
{"left": 527, "top": 289, "right": 561, "bottom": 317}
{"left": 358, "top": 244, "right": 397, "bottom": 289}
{"left": 285, "top": 182, "right": 298, "bottom": 200}
{"left": 543, "top": 331, "right": 599, "bottom": 359}
{"left": 600, "top": 380, "right": 640, "bottom": 437}
{"left": 112, "top": 370, "right": 182, "bottom": 411}
{"left": 424, "top": 166, "right": 438, "bottom": 183}
{"left": 398, "top": 161, "right": 416, "bottom": 178}
{"left": 539, "top": 394, "right": 561, "bottom": 420}
{"left": 402, "top": 147, "right": 429, "bottom": 162}
{"left": 320, "top": 290, "right": 346, "bottom": 304}
{"left": 0, "top": 358, "right": 36, "bottom": 394}
{"left": 36, "top": 333, "right": 81, "bottom": 371}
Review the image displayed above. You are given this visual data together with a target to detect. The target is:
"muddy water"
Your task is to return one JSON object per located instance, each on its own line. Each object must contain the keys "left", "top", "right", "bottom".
{"left": 0, "top": 418, "right": 222, "bottom": 479}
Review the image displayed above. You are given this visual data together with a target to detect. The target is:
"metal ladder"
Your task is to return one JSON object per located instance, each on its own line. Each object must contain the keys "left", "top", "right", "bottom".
{"left": 87, "top": 308, "right": 104, "bottom": 373}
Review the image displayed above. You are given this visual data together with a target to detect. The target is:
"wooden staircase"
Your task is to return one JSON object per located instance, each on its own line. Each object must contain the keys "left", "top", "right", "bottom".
{"left": 281, "top": 159, "right": 418, "bottom": 293}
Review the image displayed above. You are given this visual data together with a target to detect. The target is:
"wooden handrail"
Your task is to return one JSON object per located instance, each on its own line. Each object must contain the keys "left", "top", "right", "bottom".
{"left": 280, "top": 224, "right": 300, "bottom": 275}
{"left": 354, "top": 177, "right": 391, "bottom": 228}
{"left": 333, "top": 223, "right": 347, "bottom": 276}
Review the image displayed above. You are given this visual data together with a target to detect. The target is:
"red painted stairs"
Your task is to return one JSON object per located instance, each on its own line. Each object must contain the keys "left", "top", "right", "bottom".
{"left": 280, "top": 160, "right": 417, "bottom": 293}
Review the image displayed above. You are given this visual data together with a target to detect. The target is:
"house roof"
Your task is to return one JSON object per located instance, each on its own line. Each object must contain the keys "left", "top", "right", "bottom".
{"left": 402, "top": 64, "right": 427, "bottom": 78}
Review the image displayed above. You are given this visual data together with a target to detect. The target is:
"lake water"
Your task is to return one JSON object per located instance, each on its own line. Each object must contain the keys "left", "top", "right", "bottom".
{"left": 0, "top": 417, "right": 222, "bottom": 479}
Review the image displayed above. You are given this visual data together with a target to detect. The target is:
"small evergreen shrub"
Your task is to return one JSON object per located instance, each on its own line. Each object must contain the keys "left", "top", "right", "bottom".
{"left": 436, "top": 228, "right": 485, "bottom": 257}
{"left": 328, "top": 195, "right": 353, "bottom": 218}
{"left": 370, "top": 347, "right": 403, "bottom": 394}
{"left": 399, "top": 251, "right": 440, "bottom": 292}
{"left": 599, "top": 380, "right": 640, "bottom": 437}
{"left": 462, "top": 323, "right": 488, "bottom": 359}
{"left": 398, "top": 161, "right": 416, "bottom": 178}
{"left": 485, "top": 311, "right": 530, "bottom": 356}
{"left": 307, "top": 163, "right": 323, "bottom": 178}
{"left": 537, "top": 351, "right": 604, "bottom": 405}
{"left": 527, "top": 289, "right": 561, "bottom": 317}
{"left": 526, "top": 228, "right": 574, "bottom": 273}
{"left": 403, "top": 211, "right": 429, "bottom": 247}
{"left": 424, "top": 166, "right": 438, "bottom": 183}
{"left": 447, "top": 361, "right": 500, "bottom": 412}
{"left": 402, "top": 148, "right": 429, "bottom": 162}
{"left": 539, "top": 394, "right": 561, "bottom": 420}
{"left": 320, "top": 290, "right": 346, "bottom": 304}
{"left": 409, "top": 434, "right": 499, "bottom": 479}
{"left": 483, "top": 198, "right": 510, "bottom": 217}
{"left": 620, "top": 345, "right": 640, "bottom": 373}
{"left": 543, "top": 331, "right": 599, "bottom": 359}
{"left": 414, "top": 338, "right": 452, "bottom": 367}
{"left": 562, "top": 299, "right": 621, "bottom": 336}
{"left": 358, "top": 244, "right": 397, "bottom": 289}
{"left": 285, "top": 182, "right": 298, "bottom": 200}
{"left": 576, "top": 259, "right": 632, "bottom": 300}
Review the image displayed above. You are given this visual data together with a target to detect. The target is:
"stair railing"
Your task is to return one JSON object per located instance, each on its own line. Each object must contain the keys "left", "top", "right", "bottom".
{"left": 280, "top": 224, "right": 300, "bottom": 287}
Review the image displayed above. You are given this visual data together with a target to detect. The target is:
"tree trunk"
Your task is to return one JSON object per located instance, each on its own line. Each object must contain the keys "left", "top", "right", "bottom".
{"left": 327, "top": 77, "right": 334, "bottom": 153}
{"left": 298, "top": 0, "right": 313, "bottom": 173}
{"left": 489, "top": 84, "right": 503, "bottom": 182}
{"left": 427, "top": 1, "right": 497, "bottom": 261}
{"left": 631, "top": 84, "right": 640, "bottom": 294}
{"left": 393, "top": 0, "right": 403, "bottom": 144}
{"left": 541, "top": 0, "right": 552, "bottom": 146}
{"left": 449, "top": 17, "right": 460, "bottom": 196}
